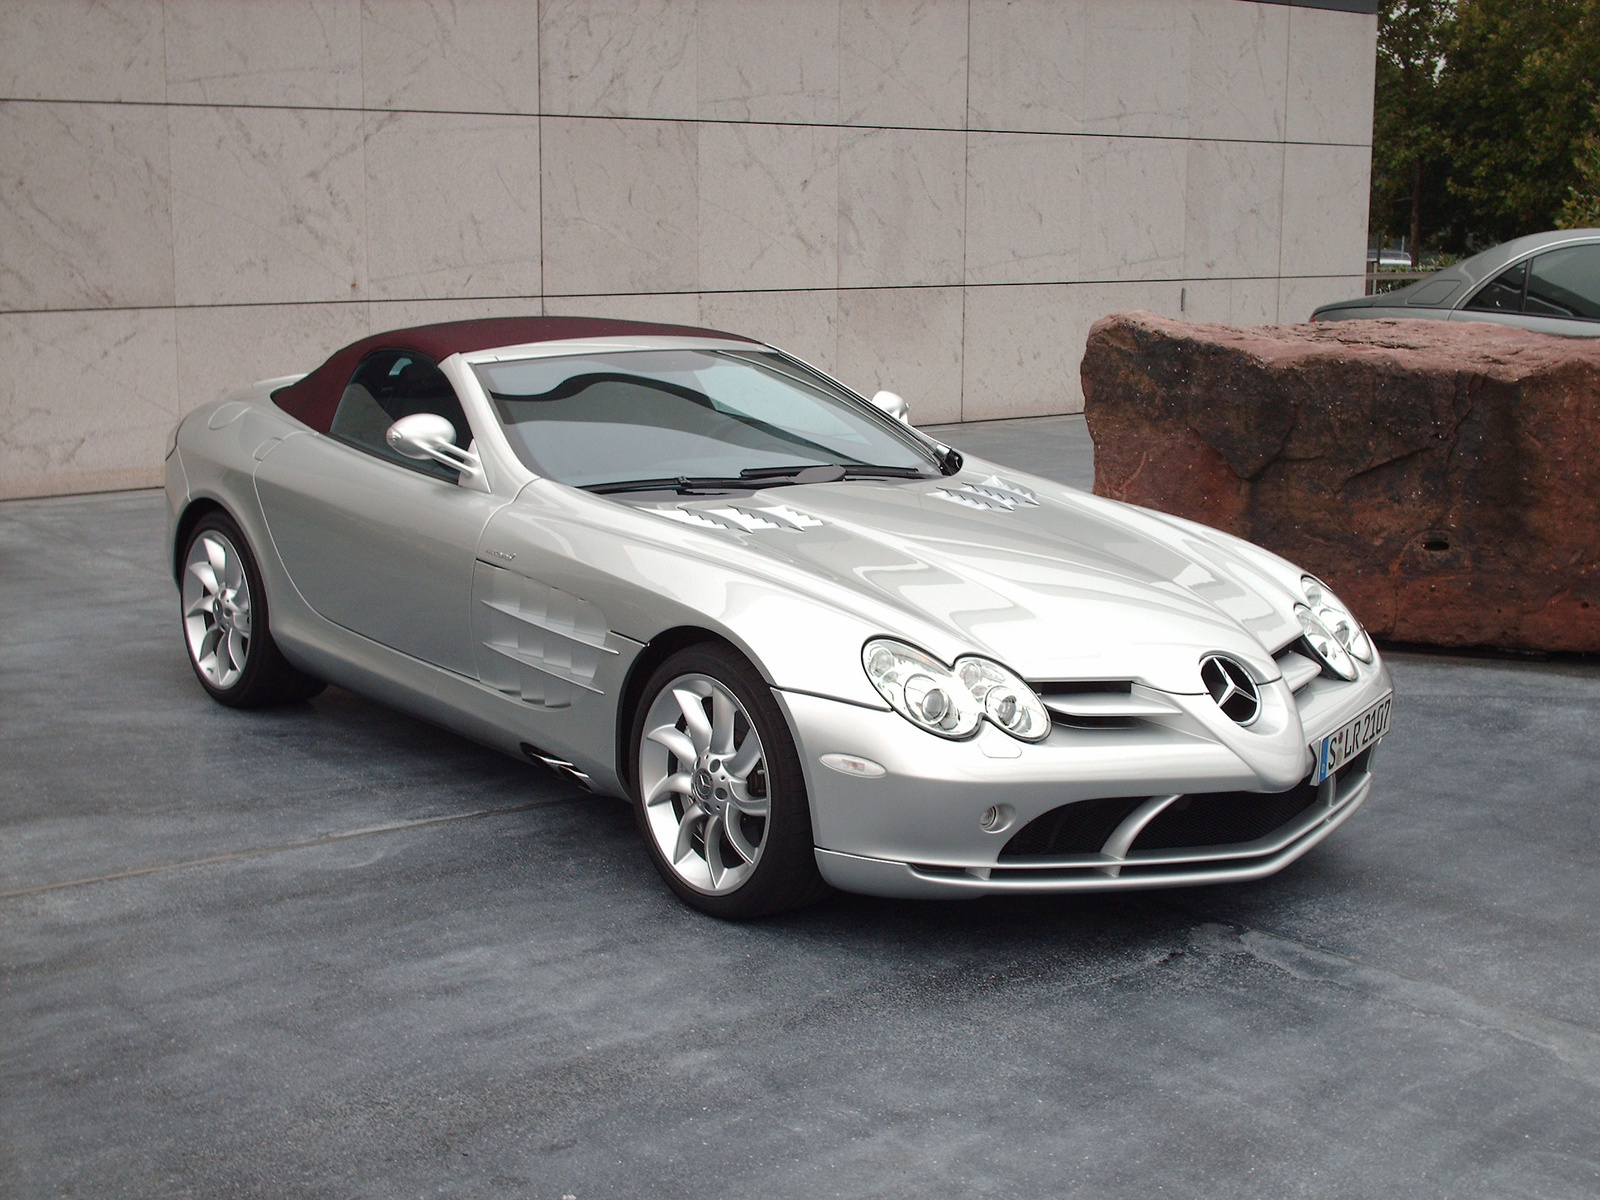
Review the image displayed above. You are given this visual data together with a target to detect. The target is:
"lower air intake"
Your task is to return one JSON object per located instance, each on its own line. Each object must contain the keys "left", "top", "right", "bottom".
{"left": 998, "top": 795, "right": 1149, "bottom": 858}
{"left": 1000, "top": 749, "right": 1371, "bottom": 860}
{"left": 1128, "top": 783, "right": 1320, "bottom": 850}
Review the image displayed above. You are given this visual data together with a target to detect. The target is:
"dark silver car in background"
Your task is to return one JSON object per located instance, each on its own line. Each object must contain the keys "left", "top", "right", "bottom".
{"left": 1313, "top": 229, "right": 1600, "bottom": 335}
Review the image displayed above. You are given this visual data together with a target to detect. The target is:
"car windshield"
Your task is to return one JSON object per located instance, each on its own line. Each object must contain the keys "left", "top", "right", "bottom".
{"left": 473, "top": 349, "right": 940, "bottom": 489}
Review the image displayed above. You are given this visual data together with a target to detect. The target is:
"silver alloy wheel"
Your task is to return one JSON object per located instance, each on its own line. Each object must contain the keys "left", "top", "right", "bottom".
{"left": 638, "top": 673, "right": 770, "bottom": 895}
{"left": 182, "top": 530, "right": 253, "bottom": 689}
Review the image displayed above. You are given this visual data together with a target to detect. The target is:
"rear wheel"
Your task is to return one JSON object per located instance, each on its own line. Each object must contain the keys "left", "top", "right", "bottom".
{"left": 180, "top": 511, "right": 324, "bottom": 708}
{"left": 631, "top": 643, "right": 829, "bottom": 918}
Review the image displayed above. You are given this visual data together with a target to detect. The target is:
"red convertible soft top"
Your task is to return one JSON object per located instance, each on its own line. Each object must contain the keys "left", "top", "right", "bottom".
{"left": 270, "top": 314, "right": 757, "bottom": 434}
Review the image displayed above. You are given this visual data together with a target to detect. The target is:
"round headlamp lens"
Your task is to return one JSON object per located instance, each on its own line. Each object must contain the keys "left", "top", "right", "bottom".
{"left": 1297, "top": 606, "right": 1358, "bottom": 681}
{"left": 862, "top": 640, "right": 981, "bottom": 738}
{"left": 1300, "top": 575, "right": 1374, "bottom": 663}
{"left": 956, "top": 657, "right": 1052, "bottom": 742}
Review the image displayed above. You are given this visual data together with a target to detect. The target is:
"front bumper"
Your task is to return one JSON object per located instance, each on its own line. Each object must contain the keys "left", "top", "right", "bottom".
{"left": 775, "top": 656, "right": 1391, "bottom": 899}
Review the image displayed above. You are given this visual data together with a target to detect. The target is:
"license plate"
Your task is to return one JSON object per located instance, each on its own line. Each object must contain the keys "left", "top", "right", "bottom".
{"left": 1311, "top": 693, "right": 1392, "bottom": 786}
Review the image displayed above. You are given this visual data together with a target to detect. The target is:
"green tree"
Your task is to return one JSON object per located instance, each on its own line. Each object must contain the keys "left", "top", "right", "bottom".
{"left": 1437, "top": 0, "right": 1600, "bottom": 248}
{"left": 1370, "top": 1, "right": 1454, "bottom": 266}
{"left": 1558, "top": 108, "right": 1600, "bottom": 227}
{"left": 1370, "top": 0, "right": 1600, "bottom": 256}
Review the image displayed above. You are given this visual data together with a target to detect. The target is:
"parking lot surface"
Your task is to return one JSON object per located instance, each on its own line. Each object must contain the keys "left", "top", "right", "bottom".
{"left": 4, "top": 415, "right": 1599, "bottom": 1198}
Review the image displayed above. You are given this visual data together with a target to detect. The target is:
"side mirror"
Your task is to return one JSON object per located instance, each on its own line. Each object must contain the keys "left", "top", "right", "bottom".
{"left": 385, "top": 413, "right": 487, "bottom": 490}
{"left": 870, "top": 389, "right": 911, "bottom": 424}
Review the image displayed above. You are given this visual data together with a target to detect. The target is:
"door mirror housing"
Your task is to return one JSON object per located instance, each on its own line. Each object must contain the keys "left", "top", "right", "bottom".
{"left": 869, "top": 389, "right": 911, "bottom": 424}
{"left": 385, "top": 414, "right": 488, "bottom": 491}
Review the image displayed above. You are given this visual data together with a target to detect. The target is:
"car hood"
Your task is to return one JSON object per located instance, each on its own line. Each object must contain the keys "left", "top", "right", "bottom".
{"left": 633, "top": 463, "right": 1306, "bottom": 693}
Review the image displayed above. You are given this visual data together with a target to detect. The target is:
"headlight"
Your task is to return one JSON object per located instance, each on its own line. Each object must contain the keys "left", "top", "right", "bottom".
{"left": 1296, "top": 607, "right": 1356, "bottom": 681}
{"left": 955, "top": 657, "right": 1053, "bottom": 741}
{"left": 862, "top": 639, "right": 1050, "bottom": 743}
{"left": 1300, "top": 575, "right": 1373, "bottom": 663}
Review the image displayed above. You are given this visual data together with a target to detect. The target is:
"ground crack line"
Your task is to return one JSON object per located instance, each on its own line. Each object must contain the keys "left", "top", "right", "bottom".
{"left": 0, "top": 795, "right": 587, "bottom": 901}
{"left": 1180, "top": 909, "right": 1600, "bottom": 1075}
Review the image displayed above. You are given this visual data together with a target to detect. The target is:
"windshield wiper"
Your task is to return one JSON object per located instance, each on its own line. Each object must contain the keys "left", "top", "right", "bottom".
{"left": 739, "top": 463, "right": 931, "bottom": 482}
{"left": 584, "top": 463, "right": 933, "bottom": 495}
{"left": 583, "top": 476, "right": 756, "bottom": 495}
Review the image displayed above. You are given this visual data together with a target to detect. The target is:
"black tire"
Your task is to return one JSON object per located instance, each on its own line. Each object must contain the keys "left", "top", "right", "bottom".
{"left": 629, "top": 642, "right": 831, "bottom": 919}
{"left": 179, "top": 510, "right": 325, "bottom": 709}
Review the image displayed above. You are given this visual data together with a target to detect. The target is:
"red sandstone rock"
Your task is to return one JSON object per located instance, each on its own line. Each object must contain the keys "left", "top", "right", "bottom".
{"left": 1081, "top": 312, "right": 1600, "bottom": 651}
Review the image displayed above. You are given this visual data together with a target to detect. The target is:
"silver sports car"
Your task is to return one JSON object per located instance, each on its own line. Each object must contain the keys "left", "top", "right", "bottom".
{"left": 165, "top": 316, "right": 1393, "bottom": 917}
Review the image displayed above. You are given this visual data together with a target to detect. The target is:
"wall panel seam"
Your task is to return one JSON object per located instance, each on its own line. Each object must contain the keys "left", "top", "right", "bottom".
{"left": 0, "top": 96, "right": 1370, "bottom": 150}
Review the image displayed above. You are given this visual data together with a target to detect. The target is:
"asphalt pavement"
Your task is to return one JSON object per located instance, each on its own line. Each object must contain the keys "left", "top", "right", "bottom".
{"left": 3, "top": 414, "right": 1598, "bottom": 1198}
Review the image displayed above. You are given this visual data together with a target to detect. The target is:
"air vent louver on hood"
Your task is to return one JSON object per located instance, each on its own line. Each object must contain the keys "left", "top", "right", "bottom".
{"left": 651, "top": 503, "right": 825, "bottom": 532}
{"left": 931, "top": 475, "right": 1038, "bottom": 512}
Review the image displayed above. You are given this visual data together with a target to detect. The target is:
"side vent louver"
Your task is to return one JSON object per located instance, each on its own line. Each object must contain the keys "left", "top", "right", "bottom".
{"left": 473, "top": 562, "right": 616, "bottom": 708}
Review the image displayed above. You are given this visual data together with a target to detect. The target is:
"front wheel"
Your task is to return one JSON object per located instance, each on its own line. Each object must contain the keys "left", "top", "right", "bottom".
{"left": 631, "top": 643, "right": 829, "bottom": 918}
{"left": 180, "top": 511, "right": 324, "bottom": 708}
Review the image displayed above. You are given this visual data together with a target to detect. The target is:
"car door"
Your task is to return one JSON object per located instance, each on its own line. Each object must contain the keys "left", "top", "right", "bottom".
{"left": 1452, "top": 243, "right": 1600, "bottom": 336}
{"left": 254, "top": 348, "right": 504, "bottom": 677}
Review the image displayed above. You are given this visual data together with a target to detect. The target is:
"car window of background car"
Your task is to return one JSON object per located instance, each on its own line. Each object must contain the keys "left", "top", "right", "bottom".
{"left": 1405, "top": 278, "right": 1461, "bottom": 306}
{"left": 1464, "top": 260, "right": 1527, "bottom": 313}
{"left": 475, "top": 350, "right": 934, "bottom": 488}
{"left": 328, "top": 350, "right": 471, "bottom": 482}
{"left": 1523, "top": 245, "right": 1600, "bottom": 320}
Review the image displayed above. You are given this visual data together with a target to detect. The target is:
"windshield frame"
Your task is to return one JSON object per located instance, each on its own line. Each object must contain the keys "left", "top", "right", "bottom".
{"left": 470, "top": 344, "right": 945, "bottom": 489}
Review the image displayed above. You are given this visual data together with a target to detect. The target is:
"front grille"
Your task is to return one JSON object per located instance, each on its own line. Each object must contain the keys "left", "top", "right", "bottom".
{"left": 1048, "top": 713, "right": 1142, "bottom": 730}
{"left": 1000, "top": 748, "right": 1372, "bottom": 861}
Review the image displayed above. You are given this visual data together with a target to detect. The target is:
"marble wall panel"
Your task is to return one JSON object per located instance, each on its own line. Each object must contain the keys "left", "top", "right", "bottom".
{"left": 540, "top": 117, "right": 698, "bottom": 296}
{"left": 1226, "top": 276, "right": 1281, "bottom": 325}
{"left": 539, "top": 0, "right": 697, "bottom": 119}
{"left": 1176, "top": 277, "right": 1280, "bottom": 326}
{"left": 0, "top": 307, "right": 177, "bottom": 499}
{"left": 963, "top": 281, "right": 1178, "bottom": 418}
{"left": 839, "top": 0, "right": 968, "bottom": 130}
{"left": 698, "top": 123, "right": 838, "bottom": 293}
{"left": 364, "top": 111, "right": 541, "bottom": 301}
{"left": 164, "top": 0, "right": 362, "bottom": 108}
{"left": 967, "top": 0, "right": 1086, "bottom": 133}
{"left": 372, "top": 296, "right": 540, "bottom": 330}
{"left": 0, "top": 102, "right": 173, "bottom": 312}
{"left": 962, "top": 284, "right": 1082, "bottom": 420}
{"left": 1277, "top": 275, "right": 1362, "bottom": 326}
{"left": 836, "top": 287, "right": 963, "bottom": 424}
{"left": 545, "top": 291, "right": 702, "bottom": 326}
{"left": 361, "top": 0, "right": 541, "bottom": 114}
{"left": 0, "top": 0, "right": 166, "bottom": 104}
{"left": 0, "top": 0, "right": 1382, "bottom": 498}
{"left": 1280, "top": 142, "right": 1370, "bottom": 279}
{"left": 1187, "top": 0, "right": 1288, "bottom": 141}
{"left": 1080, "top": 0, "right": 1191, "bottom": 138}
{"left": 1175, "top": 278, "right": 1233, "bottom": 324}
{"left": 169, "top": 106, "right": 366, "bottom": 306}
{"left": 697, "top": 0, "right": 839, "bottom": 124}
{"left": 1286, "top": 5, "right": 1378, "bottom": 146}
{"left": 700, "top": 289, "right": 838, "bottom": 372}
{"left": 1079, "top": 136, "right": 1187, "bottom": 281}
{"left": 1184, "top": 139, "right": 1283, "bottom": 279}
{"left": 839, "top": 128, "right": 966, "bottom": 288}
{"left": 965, "top": 132, "right": 1082, "bottom": 286}
{"left": 174, "top": 302, "right": 369, "bottom": 415}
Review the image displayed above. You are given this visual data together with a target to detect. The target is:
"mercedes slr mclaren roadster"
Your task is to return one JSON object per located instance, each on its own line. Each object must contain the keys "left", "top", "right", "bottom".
{"left": 165, "top": 317, "right": 1393, "bottom": 917}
